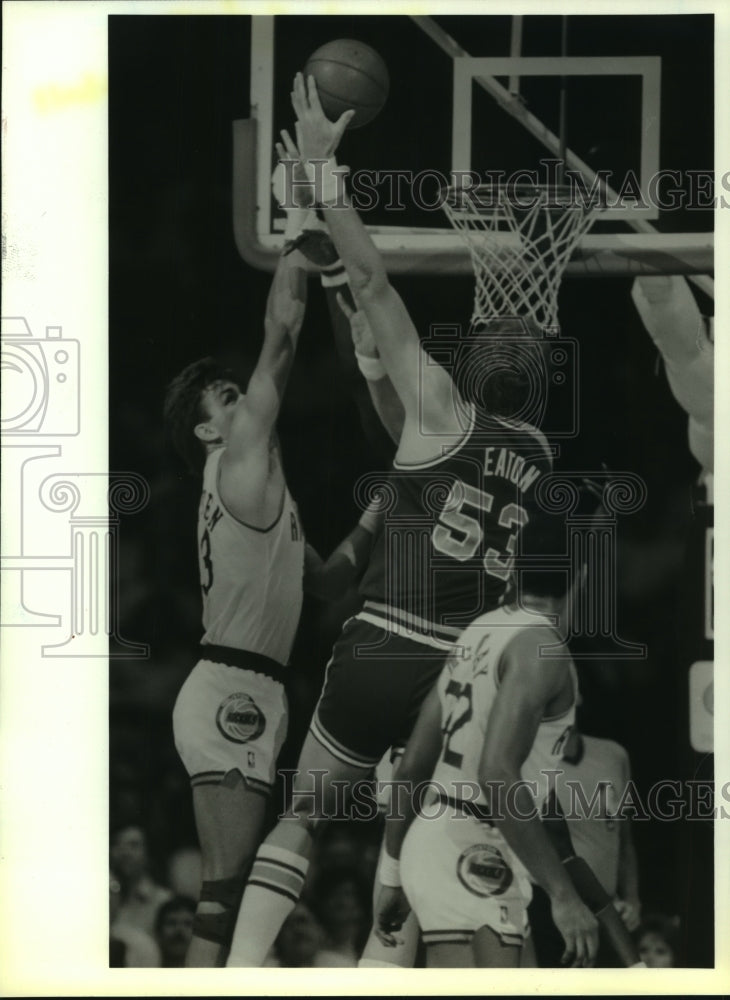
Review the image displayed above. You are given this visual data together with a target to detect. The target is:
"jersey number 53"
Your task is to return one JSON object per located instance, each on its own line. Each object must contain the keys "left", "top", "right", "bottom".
{"left": 432, "top": 480, "right": 529, "bottom": 581}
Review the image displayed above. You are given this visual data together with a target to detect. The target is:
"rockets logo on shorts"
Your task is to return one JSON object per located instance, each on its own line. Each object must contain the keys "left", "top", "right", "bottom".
{"left": 216, "top": 692, "right": 266, "bottom": 744}
{"left": 456, "top": 843, "right": 513, "bottom": 897}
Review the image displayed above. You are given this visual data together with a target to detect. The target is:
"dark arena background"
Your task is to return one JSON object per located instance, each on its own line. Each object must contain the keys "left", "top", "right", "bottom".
{"left": 109, "top": 13, "right": 714, "bottom": 967}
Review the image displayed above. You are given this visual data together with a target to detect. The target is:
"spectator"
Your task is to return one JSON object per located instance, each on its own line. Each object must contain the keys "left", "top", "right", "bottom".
{"left": 527, "top": 726, "right": 642, "bottom": 966}
{"left": 110, "top": 872, "right": 160, "bottom": 967}
{"left": 636, "top": 913, "right": 682, "bottom": 967}
{"left": 310, "top": 866, "right": 371, "bottom": 967}
{"left": 557, "top": 727, "right": 642, "bottom": 929}
{"left": 167, "top": 846, "right": 202, "bottom": 901}
{"left": 154, "top": 895, "right": 196, "bottom": 967}
{"left": 267, "top": 903, "right": 328, "bottom": 967}
{"left": 110, "top": 823, "right": 172, "bottom": 937}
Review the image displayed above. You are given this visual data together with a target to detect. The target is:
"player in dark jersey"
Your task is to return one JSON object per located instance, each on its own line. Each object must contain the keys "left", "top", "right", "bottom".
{"left": 226, "top": 74, "right": 552, "bottom": 966}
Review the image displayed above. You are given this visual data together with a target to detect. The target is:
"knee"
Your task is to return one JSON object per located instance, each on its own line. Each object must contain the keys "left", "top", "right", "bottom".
{"left": 192, "top": 874, "right": 247, "bottom": 949}
{"left": 285, "top": 794, "right": 329, "bottom": 840}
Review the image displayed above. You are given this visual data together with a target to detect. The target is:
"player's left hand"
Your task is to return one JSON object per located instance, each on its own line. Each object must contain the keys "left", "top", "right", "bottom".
{"left": 291, "top": 71, "right": 354, "bottom": 160}
{"left": 374, "top": 885, "right": 411, "bottom": 947}
{"left": 274, "top": 130, "right": 313, "bottom": 209}
{"left": 336, "top": 291, "right": 379, "bottom": 359}
{"left": 614, "top": 897, "right": 641, "bottom": 932}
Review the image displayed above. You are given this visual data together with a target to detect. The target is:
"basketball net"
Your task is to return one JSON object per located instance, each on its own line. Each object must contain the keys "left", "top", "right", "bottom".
{"left": 442, "top": 184, "right": 602, "bottom": 330}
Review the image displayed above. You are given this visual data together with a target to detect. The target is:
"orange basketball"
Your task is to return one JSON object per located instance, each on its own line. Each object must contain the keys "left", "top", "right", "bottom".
{"left": 304, "top": 39, "right": 389, "bottom": 129}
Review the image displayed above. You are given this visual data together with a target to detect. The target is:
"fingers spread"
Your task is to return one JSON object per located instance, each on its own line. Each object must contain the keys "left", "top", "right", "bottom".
{"left": 291, "top": 72, "right": 306, "bottom": 117}
{"left": 280, "top": 128, "right": 298, "bottom": 157}
{"left": 561, "top": 934, "right": 576, "bottom": 967}
{"left": 306, "top": 73, "right": 323, "bottom": 113}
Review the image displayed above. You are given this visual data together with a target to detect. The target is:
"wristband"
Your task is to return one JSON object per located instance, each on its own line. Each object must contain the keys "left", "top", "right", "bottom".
{"left": 320, "top": 259, "right": 348, "bottom": 287}
{"left": 305, "top": 158, "right": 350, "bottom": 206}
{"left": 379, "top": 852, "right": 401, "bottom": 888}
{"left": 356, "top": 351, "right": 386, "bottom": 381}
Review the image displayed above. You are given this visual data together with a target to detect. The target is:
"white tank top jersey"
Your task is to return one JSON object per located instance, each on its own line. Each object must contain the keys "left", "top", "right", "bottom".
{"left": 197, "top": 448, "right": 305, "bottom": 665}
{"left": 432, "top": 605, "right": 577, "bottom": 813}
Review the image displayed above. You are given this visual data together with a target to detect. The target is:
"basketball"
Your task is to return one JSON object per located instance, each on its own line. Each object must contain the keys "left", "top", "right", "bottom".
{"left": 304, "top": 39, "right": 389, "bottom": 129}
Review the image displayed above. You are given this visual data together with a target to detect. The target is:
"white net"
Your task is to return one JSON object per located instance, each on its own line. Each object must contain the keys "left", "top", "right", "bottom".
{"left": 442, "top": 184, "right": 602, "bottom": 330}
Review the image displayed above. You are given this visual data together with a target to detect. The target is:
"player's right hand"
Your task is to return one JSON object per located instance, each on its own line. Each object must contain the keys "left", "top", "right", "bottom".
{"left": 550, "top": 892, "right": 599, "bottom": 967}
{"left": 291, "top": 71, "right": 354, "bottom": 160}
{"left": 374, "top": 885, "right": 411, "bottom": 948}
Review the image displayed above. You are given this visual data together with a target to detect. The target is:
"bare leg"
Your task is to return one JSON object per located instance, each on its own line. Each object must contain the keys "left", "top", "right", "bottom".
{"left": 520, "top": 932, "right": 538, "bottom": 967}
{"left": 187, "top": 770, "right": 268, "bottom": 967}
{"left": 226, "top": 731, "right": 375, "bottom": 966}
{"left": 427, "top": 941, "right": 475, "bottom": 968}
{"left": 472, "top": 925, "right": 522, "bottom": 968}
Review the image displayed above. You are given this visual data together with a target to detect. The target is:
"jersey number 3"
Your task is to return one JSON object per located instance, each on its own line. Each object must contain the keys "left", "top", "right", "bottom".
{"left": 432, "top": 481, "right": 528, "bottom": 581}
{"left": 200, "top": 529, "right": 214, "bottom": 595}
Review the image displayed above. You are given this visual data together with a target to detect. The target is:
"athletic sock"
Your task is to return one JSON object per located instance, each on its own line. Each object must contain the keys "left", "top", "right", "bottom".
{"left": 226, "top": 844, "right": 309, "bottom": 966}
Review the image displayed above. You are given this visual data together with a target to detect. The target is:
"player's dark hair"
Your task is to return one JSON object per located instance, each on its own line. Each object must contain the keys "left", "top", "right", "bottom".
{"left": 162, "top": 357, "right": 239, "bottom": 476}
{"left": 456, "top": 315, "right": 549, "bottom": 419}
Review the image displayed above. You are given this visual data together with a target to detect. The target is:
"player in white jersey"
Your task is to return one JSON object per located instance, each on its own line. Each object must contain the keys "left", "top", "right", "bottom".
{"left": 163, "top": 167, "right": 379, "bottom": 964}
{"left": 374, "top": 514, "right": 599, "bottom": 967}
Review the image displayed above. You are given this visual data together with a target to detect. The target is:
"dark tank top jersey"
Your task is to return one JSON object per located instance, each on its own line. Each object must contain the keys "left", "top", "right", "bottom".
{"left": 359, "top": 406, "right": 553, "bottom": 638}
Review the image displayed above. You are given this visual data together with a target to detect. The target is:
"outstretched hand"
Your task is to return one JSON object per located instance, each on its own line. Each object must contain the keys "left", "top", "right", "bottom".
{"left": 291, "top": 71, "right": 354, "bottom": 160}
{"left": 273, "top": 129, "right": 312, "bottom": 209}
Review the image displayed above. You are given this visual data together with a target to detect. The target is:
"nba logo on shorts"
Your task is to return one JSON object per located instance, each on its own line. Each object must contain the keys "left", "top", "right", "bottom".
{"left": 457, "top": 843, "right": 513, "bottom": 897}
{"left": 216, "top": 692, "right": 266, "bottom": 744}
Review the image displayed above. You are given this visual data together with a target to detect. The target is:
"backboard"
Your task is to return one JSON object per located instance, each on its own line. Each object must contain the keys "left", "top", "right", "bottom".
{"left": 235, "top": 13, "right": 713, "bottom": 280}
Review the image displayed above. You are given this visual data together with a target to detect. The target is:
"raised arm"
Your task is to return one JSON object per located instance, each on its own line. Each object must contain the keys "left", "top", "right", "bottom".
{"left": 226, "top": 248, "right": 307, "bottom": 463}
{"left": 335, "top": 290, "right": 405, "bottom": 444}
{"left": 631, "top": 275, "right": 713, "bottom": 473}
{"left": 289, "top": 73, "right": 464, "bottom": 451}
{"left": 480, "top": 628, "right": 598, "bottom": 967}
{"left": 303, "top": 503, "right": 381, "bottom": 600}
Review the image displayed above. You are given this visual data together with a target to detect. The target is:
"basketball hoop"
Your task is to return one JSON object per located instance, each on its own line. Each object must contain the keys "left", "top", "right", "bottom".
{"left": 442, "top": 183, "right": 603, "bottom": 330}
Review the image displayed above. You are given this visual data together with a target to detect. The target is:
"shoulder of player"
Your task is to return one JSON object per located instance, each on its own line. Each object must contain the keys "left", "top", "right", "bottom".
{"left": 479, "top": 411, "right": 553, "bottom": 466}
{"left": 217, "top": 446, "right": 279, "bottom": 524}
{"left": 396, "top": 402, "right": 475, "bottom": 466}
{"left": 582, "top": 734, "right": 629, "bottom": 765}
{"left": 498, "top": 625, "right": 571, "bottom": 685}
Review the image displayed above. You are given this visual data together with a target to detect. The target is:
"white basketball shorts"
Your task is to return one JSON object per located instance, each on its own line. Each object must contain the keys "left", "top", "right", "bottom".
{"left": 400, "top": 803, "right": 532, "bottom": 948}
{"left": 173, "top": 645, "right": 289, "bottom": 795}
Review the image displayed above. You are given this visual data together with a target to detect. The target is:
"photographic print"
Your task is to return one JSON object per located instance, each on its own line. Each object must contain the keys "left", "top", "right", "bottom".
{"left": 1, "top": 2, "right": 727, "bottom": 994}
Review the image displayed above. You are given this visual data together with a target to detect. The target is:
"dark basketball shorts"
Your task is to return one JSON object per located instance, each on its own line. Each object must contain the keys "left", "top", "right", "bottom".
{"left": 310, "top": 612, "right": 455, "bottom": 770}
